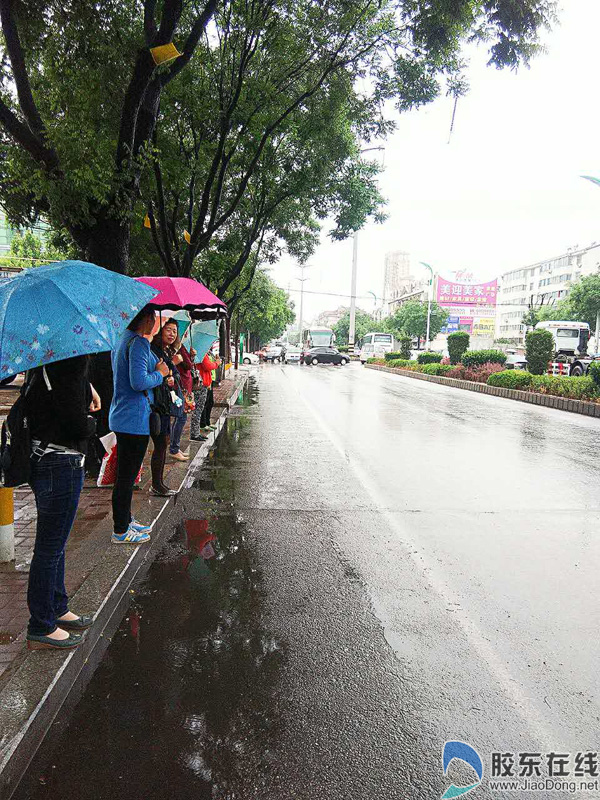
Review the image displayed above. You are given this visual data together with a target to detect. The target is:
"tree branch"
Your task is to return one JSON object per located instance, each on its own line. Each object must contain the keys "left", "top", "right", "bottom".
{"left": 0, "top": 0, "right": 45, "bottom": 136}
{"left": 144, "top": 0, "right": 158, "bottom": 45}
{"left": 147, "top": 202, "right": 171, "bottom": 275}
{"left": 162, "top": 0, "right": 219, "bottom": 86}
{"left": 0, "top": 0, "right": 60, "bottom": 171}
{"left": 153, "top": 158, "right": 179, "bottom": 276}
{"left": 0, "top": 96, "right": 58, "bottom": 169}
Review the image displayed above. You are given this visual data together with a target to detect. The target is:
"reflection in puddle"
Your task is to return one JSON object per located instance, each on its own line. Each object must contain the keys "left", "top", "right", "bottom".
{"left": 23, "top": 378, "right": 286, "bottom": 800}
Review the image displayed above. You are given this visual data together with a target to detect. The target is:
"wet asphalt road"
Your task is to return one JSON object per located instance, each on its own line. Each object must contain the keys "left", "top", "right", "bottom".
{"left": 22, "top": 364, "right": 600, "bottom": 800}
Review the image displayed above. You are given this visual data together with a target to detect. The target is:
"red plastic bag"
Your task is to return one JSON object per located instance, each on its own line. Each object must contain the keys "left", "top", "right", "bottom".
{"left": 97, "top": 433, "right": 143, "bottom": 488}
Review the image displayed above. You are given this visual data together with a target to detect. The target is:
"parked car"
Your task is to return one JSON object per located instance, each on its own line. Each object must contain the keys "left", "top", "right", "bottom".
{"left": 284, "top": 347, "right": 301, "bottom": 364}
{"left": 302, "top": 347, "right": 349, "bottom": 366}
{"left": 264, "top": 345, "right": 283, "bottom": 363}
{"left": 241, "top": 351, "right": 259, "bottom": 365}
{"left": 504, "top": 350, "right": 528, "bottom": 370}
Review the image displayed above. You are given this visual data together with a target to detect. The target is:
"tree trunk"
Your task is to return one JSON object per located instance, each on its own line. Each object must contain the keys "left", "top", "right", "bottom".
{"left": 79, "top": 216, "right": 131, "bottom": 273}
{"left": 225, "top": 316, "right": 231, "bottom": 365}
{"left": 233, "top": 311, "right": 239, "bottom": 370}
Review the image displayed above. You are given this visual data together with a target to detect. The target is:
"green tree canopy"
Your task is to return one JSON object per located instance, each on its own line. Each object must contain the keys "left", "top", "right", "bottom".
{"left": 0, "top": 228, "right": 67, "bottom": 268}
{"left": 563, "top": 275, "right": 600, "bottom": 328}
{"left": 237, "top": 269, "right": 295, "bottom": 346}
{"left": 385, "top": 300, "right": 448, "bottom": 346}
{"left": 333, "top": 310, "right": 376, "bottom": 346}
{"left": 0, "top": 0, "right": 556, "bottom": 276}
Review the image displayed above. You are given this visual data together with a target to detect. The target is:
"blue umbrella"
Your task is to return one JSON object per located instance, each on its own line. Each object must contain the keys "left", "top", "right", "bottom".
{"left": 0, "top": 260, "right": 159, "bottom": 378}
{"left": 172, "top": 311, "right": 218, "bottom": 361}
{"left": 185, "top": 320, "right": 219, "bottom": 362}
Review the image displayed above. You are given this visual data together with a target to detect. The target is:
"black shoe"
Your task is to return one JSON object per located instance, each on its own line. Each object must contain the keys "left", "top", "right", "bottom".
{"left": 190, "top": 434, "right": 208, "bottom": 441}
{"left": 27, "top": 631, "right": 84, "bottom": 650}
{"left": 150, "top": 485, "right": 178, "bottom": 497}
{"left": 56, "top": 614, "right": 94, "bottom": 631}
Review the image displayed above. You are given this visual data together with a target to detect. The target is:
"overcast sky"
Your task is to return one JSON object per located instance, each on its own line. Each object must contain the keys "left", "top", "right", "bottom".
{"left": 270, "top": 0, "right": 600, "bottom": 323}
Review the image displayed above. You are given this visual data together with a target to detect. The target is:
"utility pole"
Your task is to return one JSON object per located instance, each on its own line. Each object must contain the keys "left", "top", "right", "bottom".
{"left": 348, "top": 145, "right": 385, "bottom": 354}
{"left": 420, "top": 262, "right": 434, "bottom": 350}
{"left": 297, "top": 264, "right": 309, "bottom": 346}
{"left": 348, "top": 232, "right": 358, "bottom": 353}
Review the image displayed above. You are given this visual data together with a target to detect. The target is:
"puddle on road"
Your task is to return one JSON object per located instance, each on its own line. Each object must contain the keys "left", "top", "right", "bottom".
{"left": 234, "top": 382, "right": 259, "bottom": 408}
{"left": 19, "top": 380, "right": 288, "bottom": 800}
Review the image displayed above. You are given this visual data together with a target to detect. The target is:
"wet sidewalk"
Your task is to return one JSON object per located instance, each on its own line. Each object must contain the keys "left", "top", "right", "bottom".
{"left": 0, "top": 371, "right": 248, "bottom": 800}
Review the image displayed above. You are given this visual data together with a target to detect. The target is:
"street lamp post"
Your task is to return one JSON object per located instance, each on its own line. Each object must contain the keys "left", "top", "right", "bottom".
{"left": 420, "top": 262, "right": 434, "bottom": 350}
{"left": 348, "top": 145, "right": 385, "bottom": 354}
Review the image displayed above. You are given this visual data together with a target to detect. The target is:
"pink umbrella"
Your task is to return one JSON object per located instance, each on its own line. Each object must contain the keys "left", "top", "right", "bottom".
{"left": 135, "top": 276, "right": 227, "bottom": 320}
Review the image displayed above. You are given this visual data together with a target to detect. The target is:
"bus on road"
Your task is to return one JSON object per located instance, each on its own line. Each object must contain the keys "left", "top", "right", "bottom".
{"left": 358, "top": 332, "right": 393, "bottom": 363}
{"left": 302, "top": 326, "right": 335, "bottom": 349}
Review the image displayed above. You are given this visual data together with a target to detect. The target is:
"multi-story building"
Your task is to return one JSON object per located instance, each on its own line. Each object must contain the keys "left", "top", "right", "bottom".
{"left": 314, "top": 306, "right": 349, "bottom": 328}
{"left": 383, "top": 251, "right": 412, "bottom": 314}
{"left": 497, "top": 242, "right": 600, "bottom": 341}
{"left": 386, "top": 280, "right": 429, "bottom": 316}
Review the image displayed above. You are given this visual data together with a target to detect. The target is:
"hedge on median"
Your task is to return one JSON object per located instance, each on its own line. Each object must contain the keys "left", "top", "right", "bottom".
{"left": 488, "top": 370, "right": 599, "bottom": 400}
{"left": 447, "top": 331, "right": 470, "bottom": 364}
{"left": 589, "top": 361, "right": 600, "bottom": 387}
{"left": 368, "top": 360, "right": 600, "bottom": 402}
{"left": 384, "top": 351, "right": 406, "bottom": 362}
{"left": 417, "top": 351, "right": 443, "bottom": 364}
{"left": 461, "top": 349, "right": 507, "bottom": 367}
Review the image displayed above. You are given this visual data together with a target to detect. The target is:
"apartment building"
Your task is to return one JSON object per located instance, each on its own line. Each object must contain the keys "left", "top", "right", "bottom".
{"left": 497, "top": 242, "right": 600, "bottom": 341}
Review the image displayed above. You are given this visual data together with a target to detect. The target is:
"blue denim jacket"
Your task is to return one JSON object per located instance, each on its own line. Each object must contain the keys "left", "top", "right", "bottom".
{"left": 109, "top": 331, "right": 163, "bottom": 435}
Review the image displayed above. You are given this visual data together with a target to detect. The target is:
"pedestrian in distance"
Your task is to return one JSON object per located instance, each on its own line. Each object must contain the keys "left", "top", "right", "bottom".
{"left": 190, "top": 344, "right": 219, "bottom": 440}
{"left": 109, "top": 307, "right": 169, "bottom": 543}
{"left": 201, "top": 348, "right": 221, "bottom": 431}
{"left": 25, "top": 355, "right": 97, "bottom": 650}
{"left": 150, "top": 319, "right": 186, "bottom": 493}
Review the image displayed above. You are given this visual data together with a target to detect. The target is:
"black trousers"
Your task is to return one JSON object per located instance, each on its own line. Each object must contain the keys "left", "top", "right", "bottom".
{"left": 112, "top": 432, "right": 149, "bottom": 534}
{"left": 200, "top": 387, "right": 214, "bottom": 427}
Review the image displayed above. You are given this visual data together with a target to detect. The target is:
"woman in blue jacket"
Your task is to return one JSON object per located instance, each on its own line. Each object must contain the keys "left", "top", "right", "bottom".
{"left": 109, "top": 307, "right": 169, "bottom": 544}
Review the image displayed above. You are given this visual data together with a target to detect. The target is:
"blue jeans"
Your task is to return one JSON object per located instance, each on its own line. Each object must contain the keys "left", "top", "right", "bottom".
{"left": 170, "top": 413, "right": 187, "bottom": 454}
{"left": 27, "top": 452, "right": 84, "bottom": 635}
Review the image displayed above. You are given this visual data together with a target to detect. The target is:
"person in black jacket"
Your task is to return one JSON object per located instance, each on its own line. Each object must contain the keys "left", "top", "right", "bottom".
{"left": 150, "top": 319, "right": 183, "bottom": 496}
{"left": 25, "top": 355, "right": 96, "bottom": 650}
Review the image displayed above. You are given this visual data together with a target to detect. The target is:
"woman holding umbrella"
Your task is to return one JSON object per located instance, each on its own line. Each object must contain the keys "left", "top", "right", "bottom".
{"left": 150, "top": 318, "right": 185, "bottom": 495}
{"left": 0, "top": 260, "right": 160, "bottom": 649}
{"left": 110, "top": 308, "right": 171, "bottom": 530}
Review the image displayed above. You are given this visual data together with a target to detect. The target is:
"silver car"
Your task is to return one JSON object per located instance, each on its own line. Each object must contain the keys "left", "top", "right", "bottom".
{"left": 284, "top": 347, "right": 301, "bottom": 364}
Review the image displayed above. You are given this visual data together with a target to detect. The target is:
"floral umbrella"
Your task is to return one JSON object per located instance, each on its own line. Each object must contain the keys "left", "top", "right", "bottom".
{"left": 0, "top": 260, "right": 158, "bottom": 378}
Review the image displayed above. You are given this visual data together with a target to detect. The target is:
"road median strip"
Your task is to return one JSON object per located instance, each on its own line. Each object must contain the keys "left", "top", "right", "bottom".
{"left": 365, "top": 364, "right": 600, "bottom": 418}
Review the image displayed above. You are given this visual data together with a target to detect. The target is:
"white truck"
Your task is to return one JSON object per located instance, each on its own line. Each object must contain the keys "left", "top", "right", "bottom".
{"left": 534, "top": 320, "right": 596, "bottom": 376}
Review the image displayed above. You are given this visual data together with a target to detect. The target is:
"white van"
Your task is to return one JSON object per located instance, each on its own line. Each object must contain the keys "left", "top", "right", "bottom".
{"left": 358, "top": 332, "right": 393, "bottom": 363}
